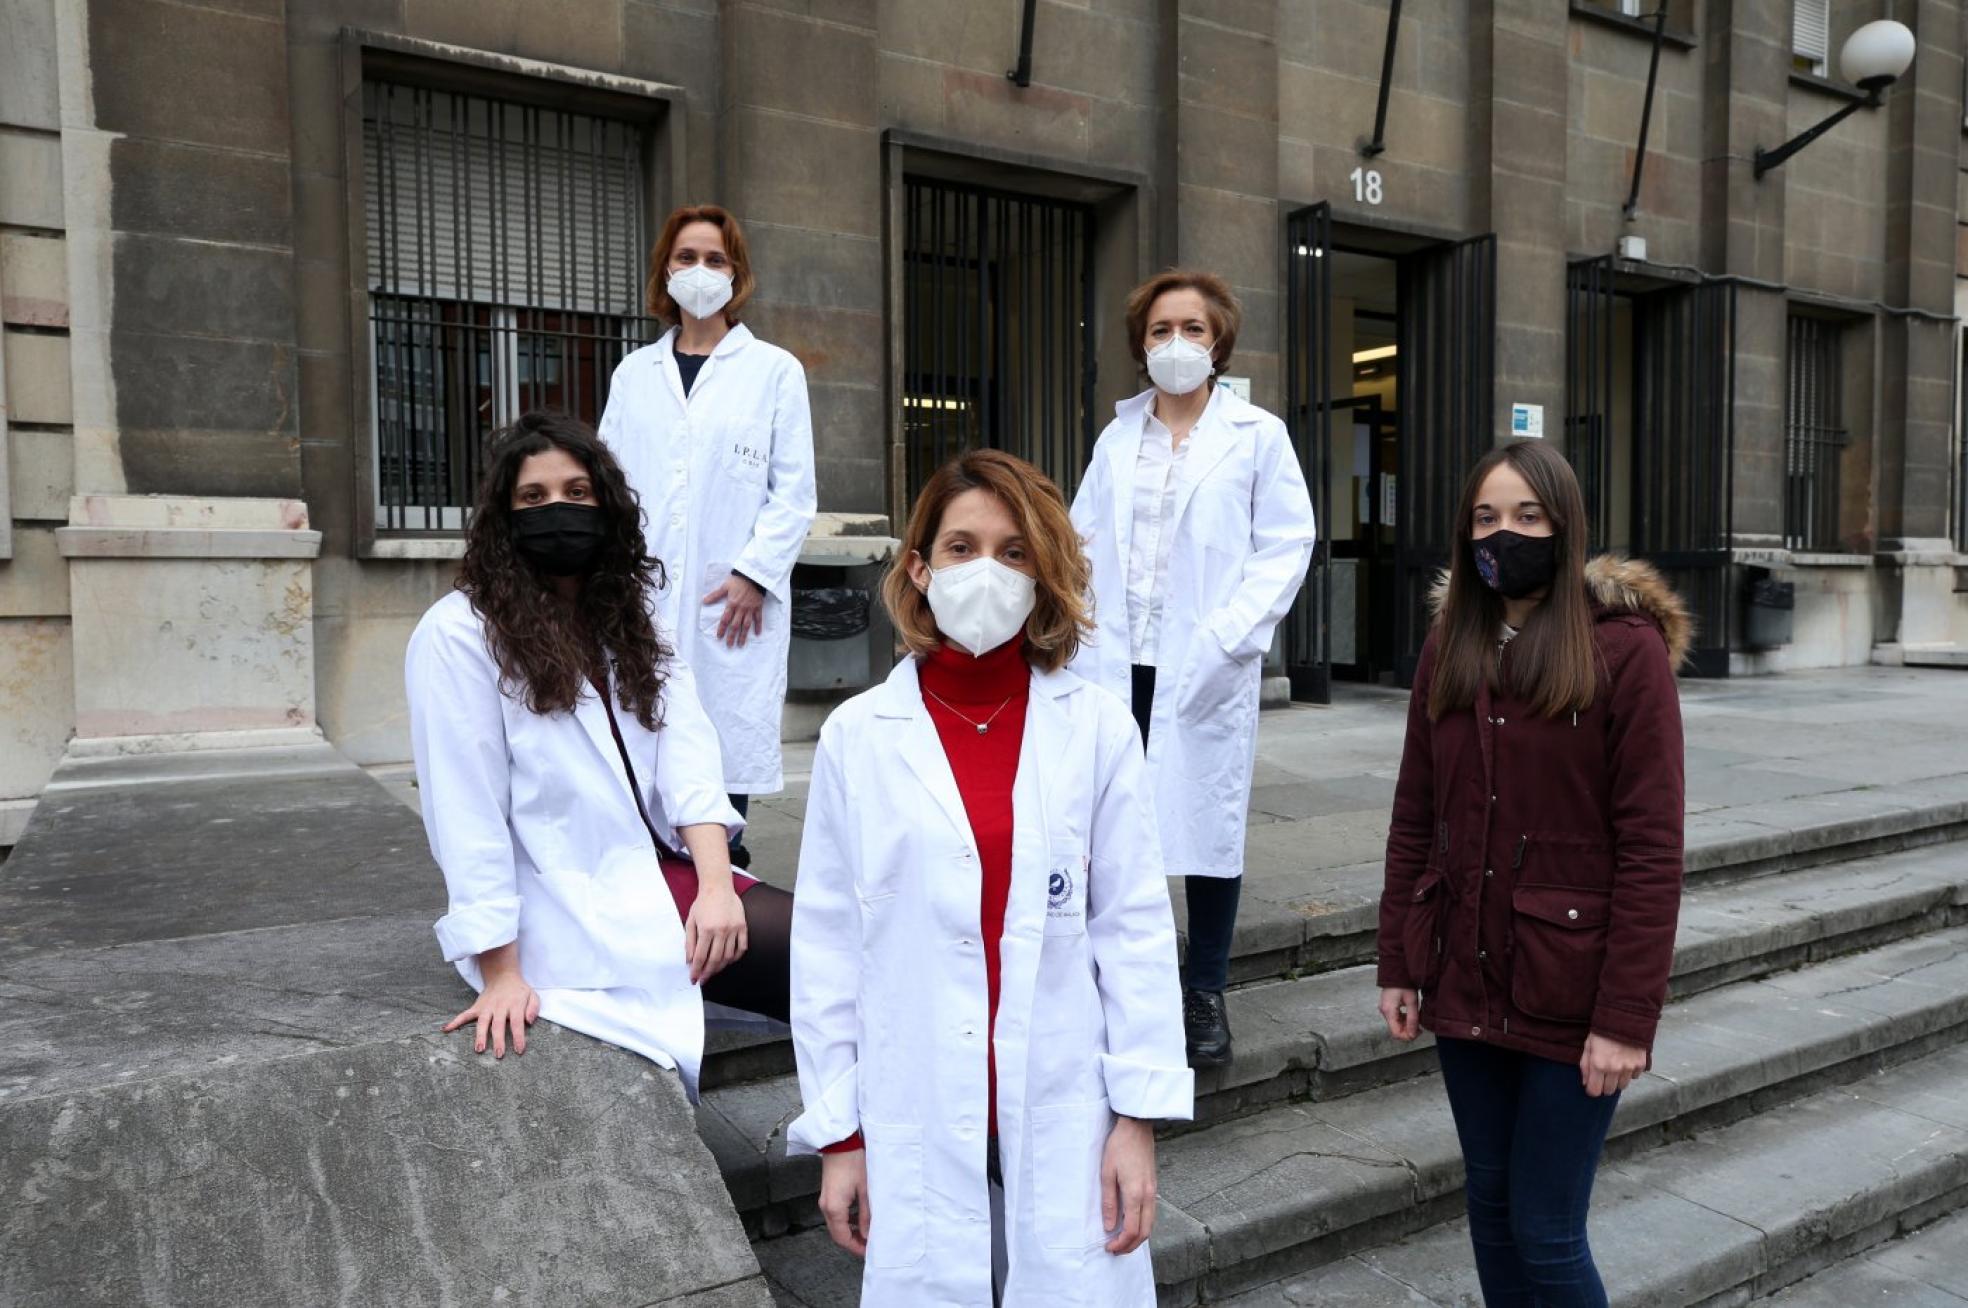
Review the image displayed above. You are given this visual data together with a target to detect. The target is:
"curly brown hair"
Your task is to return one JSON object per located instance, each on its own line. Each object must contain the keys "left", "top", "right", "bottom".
{"left": 457, "top": 412, "right": 672, "bottom": 730}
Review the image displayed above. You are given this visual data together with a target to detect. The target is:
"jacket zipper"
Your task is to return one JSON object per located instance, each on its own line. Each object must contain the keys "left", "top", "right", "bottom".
{"left": 1513, "top": 834, "right": 1528, "bottom": 870}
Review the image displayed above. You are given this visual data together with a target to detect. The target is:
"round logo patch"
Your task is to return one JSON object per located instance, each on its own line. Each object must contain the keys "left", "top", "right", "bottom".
{"left": 1047, "top": 869, "right": 1073, "bottom": 909}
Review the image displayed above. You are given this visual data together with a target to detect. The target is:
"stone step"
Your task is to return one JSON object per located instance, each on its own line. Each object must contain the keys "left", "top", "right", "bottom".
{"left": 724, "top": 895, "right": 1968, "bottom": 1270}
{"left": 706, "top": 846, "right": 1968, "bottom": 1224}
{"left": 1153, "top": 926, "right": 1968, "bottom": 1303}
{"left": 1217, "top": 774, "right": 1968, "bottom": 987}
{"left": 1229, "top": 1038, "right": 1968, "bottom": 1307}
{"left": 1761, "top": 1204, "right": 1968, "bottom": 1306}
{"left": 701, "top": 781, "right": 1968, "bottom": 1094}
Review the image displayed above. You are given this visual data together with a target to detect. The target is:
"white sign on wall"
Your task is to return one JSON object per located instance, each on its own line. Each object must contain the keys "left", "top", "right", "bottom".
{"left": 1510, "top": 403, "right": 1545, "bottom": 438}
{"left": 1219, "top": 375, "right": 1252, "bottom": 401}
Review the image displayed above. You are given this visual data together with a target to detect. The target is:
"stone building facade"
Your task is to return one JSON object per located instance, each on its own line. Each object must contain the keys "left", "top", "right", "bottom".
{"left": 3, "top": 0, "right": 1967, "bottom": 841}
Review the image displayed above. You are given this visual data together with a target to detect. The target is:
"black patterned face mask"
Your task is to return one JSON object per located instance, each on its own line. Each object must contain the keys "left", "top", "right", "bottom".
{"left": 511, "top": 503, "right": 607, "bottom": 577}
{"left": 1471, "top": 530, "right": 1557, "bottom": 599}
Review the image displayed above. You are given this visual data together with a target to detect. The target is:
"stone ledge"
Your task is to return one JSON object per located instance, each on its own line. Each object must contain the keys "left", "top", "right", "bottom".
{"left": 56, "top": 525, "right": 324, "bottom": 558}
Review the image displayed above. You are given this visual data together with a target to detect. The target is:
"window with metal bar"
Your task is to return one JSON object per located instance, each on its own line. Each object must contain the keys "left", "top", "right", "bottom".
{"left": 901, "top": 177, "right": 1095, "bottom": 505}
{"left": 362, "top": 78, "right": 658, "bottom": 532}
{"left": 1784, "top": 315, "right": 1848, "bottom": 552}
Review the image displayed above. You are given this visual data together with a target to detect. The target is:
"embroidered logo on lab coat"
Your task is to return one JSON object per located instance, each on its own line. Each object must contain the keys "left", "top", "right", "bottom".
{"left": 1048, "top": 869, "right": 1074, "bottom": 909}
{"left": 1047, "top": 857, "right": 1086, "bottom": 919}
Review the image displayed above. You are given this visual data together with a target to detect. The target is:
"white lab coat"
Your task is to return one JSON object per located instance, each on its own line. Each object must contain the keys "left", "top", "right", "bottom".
{"left": 599, "top": 322, "right": 818, "bottom": 794}
{"left": 405, "top": 589, "right": 743, "bottom": 1094}
{"left": 1070, "top": 388, "right": 1318, "bottom": 880}
{"left": 787, "top": 657, "right": 1194, "bottom": 1308}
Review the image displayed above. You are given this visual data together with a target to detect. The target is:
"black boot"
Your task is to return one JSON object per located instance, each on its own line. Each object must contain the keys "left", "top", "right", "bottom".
{"left": 1183, "top": 988, "right": 1232, "bottom": 1068}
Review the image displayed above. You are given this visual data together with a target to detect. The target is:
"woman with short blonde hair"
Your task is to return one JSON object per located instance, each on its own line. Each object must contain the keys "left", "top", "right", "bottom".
{"left": 791, "top": 449, "right": 1192, "bottom": 1306}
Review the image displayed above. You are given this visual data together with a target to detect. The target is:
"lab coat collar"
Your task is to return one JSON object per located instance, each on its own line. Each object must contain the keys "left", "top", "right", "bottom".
{"left": 652, "top": 322, "right": 755, "bottom": 407}
{"left": 871, "top": 647, "right": 1081, "bottom": 719}
{"left": 1173, "top": 385, "right": 1255, "bottom": 527}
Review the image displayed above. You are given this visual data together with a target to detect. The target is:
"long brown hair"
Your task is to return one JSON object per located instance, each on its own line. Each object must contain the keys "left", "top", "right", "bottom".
{"left": 457, "top": 412, "right": 672, "bottom": 729}
{"left": 644, "top": 204, "right": 756, "bottom": 325}
{"left": 1428, "top": 440, "right": 1597, "bottom": 720}
{"left": 881, "top": 449, "right": 1093, "bottom": 672}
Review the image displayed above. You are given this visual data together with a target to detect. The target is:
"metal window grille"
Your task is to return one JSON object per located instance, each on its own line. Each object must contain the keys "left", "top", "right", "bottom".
{"left": 1631, "top": 281, "right": 1735, "bottom": 677}
{"left": 362, "top": 79, "right": 658, "bottom": 531}
{"left": 1784, "top": 315, "right": 1847, "bottom": 552}
{"left": 1958, "top": 331, "right": 1968, "bottom": 553}
{"left": 1566, "top": 256, "right": 1617, "bottom": 551}
{"left": 901, "top": 177, "right": 1095, "bottom": 505}
{"left": 1792, "top": 0, "right": 1830, "bottom": 74}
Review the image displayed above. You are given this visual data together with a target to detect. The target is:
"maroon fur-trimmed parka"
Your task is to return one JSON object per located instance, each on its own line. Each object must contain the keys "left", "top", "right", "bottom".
{"left": 1377, "top": 556, "right": 1693, "bottom": 1064}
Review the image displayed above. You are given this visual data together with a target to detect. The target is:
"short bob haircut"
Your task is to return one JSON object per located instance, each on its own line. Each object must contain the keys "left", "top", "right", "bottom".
{"left": 1125, "top": 269, "right": 1242, "bottom": 375}
{"left": 644, "top": 204, "right": 757, "bottom": 325}
{"left": 881, "top": 449, "right": 1093, "bottom": 673}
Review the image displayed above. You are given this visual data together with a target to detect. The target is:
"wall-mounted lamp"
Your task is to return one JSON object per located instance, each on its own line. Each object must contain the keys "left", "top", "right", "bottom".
{"left": 1753, "top": 20, "right": 1915, "bottom": 179}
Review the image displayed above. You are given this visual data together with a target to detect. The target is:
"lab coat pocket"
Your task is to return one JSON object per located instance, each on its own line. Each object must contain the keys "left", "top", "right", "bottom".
{"left": 863, "top": 1120, "right": 928, "bottom": 1269}
{"left": 1032, "top": 1099, "right": 1110, "bottom": 1251}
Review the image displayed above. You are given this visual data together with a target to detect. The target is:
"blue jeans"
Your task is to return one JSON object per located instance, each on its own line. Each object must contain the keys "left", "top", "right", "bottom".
{"left": 1435, "top": 1037, "right": 1620, "bottom": 1307}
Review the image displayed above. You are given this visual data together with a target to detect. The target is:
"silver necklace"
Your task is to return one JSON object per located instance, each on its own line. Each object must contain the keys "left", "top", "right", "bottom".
{"left": 923, "top": 688, "right": 1015, "bottom": 735}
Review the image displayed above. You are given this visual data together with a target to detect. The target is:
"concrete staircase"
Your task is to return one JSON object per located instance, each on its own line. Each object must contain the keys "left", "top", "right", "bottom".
{"left": 709, "top": 778, "right": 1968, "bottom": 1306}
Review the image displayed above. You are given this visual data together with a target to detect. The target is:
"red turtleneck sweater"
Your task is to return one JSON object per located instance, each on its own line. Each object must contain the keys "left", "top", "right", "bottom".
{"left": 824, "top": 636, "right": 1030, "bottom": 1154}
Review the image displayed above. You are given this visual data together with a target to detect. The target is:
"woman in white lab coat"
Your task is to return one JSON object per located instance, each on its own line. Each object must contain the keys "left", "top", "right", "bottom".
{"left": 406, "top": 411, "right": 791, "bottom": 1093}
{"left": 599, "top": 204, "right": 817, "bottom": 870}
{"left": 1069, "top": 270, "right": 1318, "bottom": 1070}
{"left": 789, "top": 450, "right": 1193, "bottom": 1307}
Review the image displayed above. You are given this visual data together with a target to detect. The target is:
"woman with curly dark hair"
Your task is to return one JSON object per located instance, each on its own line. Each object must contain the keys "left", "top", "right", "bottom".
{"left": 405, "top": 411, "right": 792, "bottom": 1094}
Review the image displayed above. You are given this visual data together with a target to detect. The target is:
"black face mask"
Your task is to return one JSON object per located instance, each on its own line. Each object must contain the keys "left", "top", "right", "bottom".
{"left": 1471, "top": 530, "right": 1558, "bottom": 600}
{"left": 511, "top": 502, "right": 607, "bottom": 577}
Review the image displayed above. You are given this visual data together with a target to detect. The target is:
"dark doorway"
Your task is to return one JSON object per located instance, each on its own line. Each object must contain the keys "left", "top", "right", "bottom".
{"left": 1285, "top": 209, "right": 1497, "bottom": 693}
{"left": 1566, "top": 266, "right": 1737, "bottom": 677}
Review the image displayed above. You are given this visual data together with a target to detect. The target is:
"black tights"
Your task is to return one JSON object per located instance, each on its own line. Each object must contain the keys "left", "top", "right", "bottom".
{"left": 701, "top": 880, "right": 793, "bottom": 1024}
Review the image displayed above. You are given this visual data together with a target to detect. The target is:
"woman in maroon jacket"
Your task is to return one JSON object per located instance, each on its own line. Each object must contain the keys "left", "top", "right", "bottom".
{"left": 1376, "top": 439, "right": 1689, "bottom": 1308}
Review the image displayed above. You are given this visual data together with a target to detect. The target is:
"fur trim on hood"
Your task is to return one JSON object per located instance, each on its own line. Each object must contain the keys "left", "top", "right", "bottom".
{"left": 1426, "top": 554, "right": 1696, "bottom": 668}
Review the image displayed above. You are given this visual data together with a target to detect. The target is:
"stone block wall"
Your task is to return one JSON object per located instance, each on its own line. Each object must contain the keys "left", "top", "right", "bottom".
{"left": 0, "top": 0, "right": 1964, "bottom": 826}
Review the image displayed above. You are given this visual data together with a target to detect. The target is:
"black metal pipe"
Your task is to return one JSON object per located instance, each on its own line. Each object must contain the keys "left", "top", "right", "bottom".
{"left": 1007, "top": 0, "right": 1037, "bottom": 87}
{"left": 1360, "top": 0, "right": 1403, "bottom": 157}
{"left": 1754, "top": 88, "right": 1880, "bottom": 178}
{"left": 1622, "top": 6, "right": 1669, "bottom": 219}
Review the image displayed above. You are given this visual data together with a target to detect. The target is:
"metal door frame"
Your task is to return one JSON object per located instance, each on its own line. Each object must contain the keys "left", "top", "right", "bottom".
{"left": 1566, "top": 255, "right": 1618, "bottom": 550}
{"left": 1283, "top": 202, "right": 1334, "bottom": 703}
{"left": 1395, "top": 231, "right": 1497, "bottom": 686}
{"left": 1631, "top": 279, "right": 1736, "bottom": 677}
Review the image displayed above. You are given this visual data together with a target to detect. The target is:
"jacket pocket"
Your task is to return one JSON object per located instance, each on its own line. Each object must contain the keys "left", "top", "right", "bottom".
{"left": 1031, "top": 1099, "right": 1111, "bottom": 1251}
{"left": 1509, "top": 884, "right": 1612, "bottom": 1024}
{"left": 863, "top": 1120, "right": 927, "bottom": 1269}
{"left": 1399, "top": 872, "right": 1447, "bottom": 992}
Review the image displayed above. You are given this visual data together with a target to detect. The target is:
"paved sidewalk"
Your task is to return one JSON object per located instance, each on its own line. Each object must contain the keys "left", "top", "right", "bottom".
{"left": 739, "top": 664, "right": 1968, "bottom": 910}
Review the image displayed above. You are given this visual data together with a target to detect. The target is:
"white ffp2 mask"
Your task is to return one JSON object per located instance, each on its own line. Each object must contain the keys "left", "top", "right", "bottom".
{"left": 667, "top": 264, "right": 734, "bottom": 321}
{"left": 925, "top": 557, "right": 1037, "bottom": 656}
{"left": 1145, "top": 335, "right": 1215, "bottom": 395}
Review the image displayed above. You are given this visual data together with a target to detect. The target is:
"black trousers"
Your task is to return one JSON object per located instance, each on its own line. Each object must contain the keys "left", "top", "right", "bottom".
{"left": 1130, "top": 664, "right": 1242, "bottom": 993}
